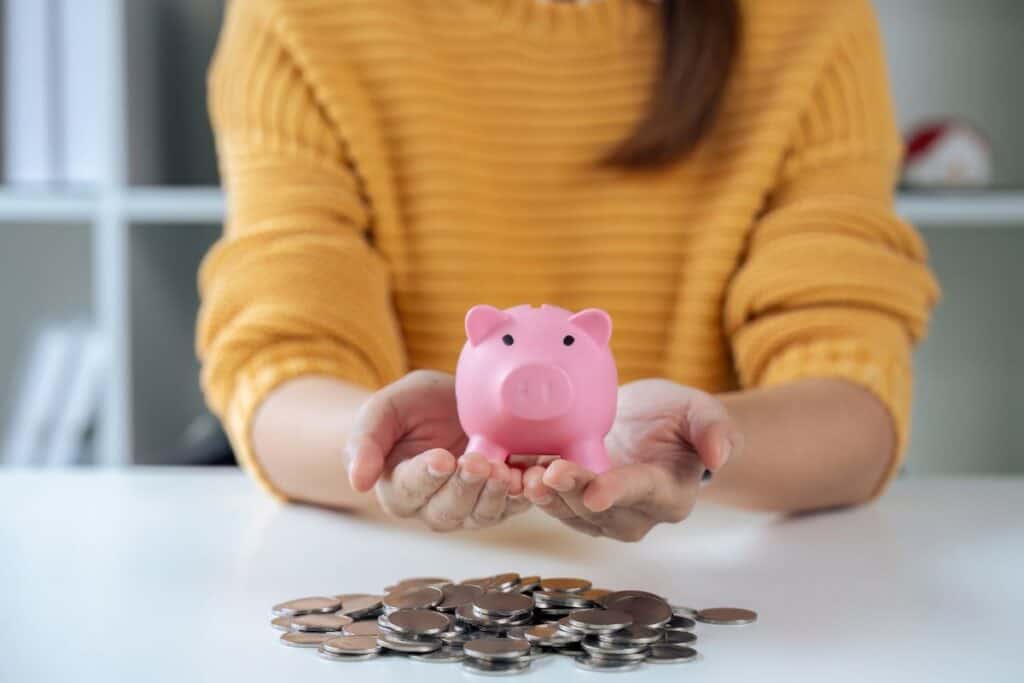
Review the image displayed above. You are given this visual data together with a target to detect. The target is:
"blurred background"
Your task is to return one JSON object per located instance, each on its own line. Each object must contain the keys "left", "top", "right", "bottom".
{"left": 0, "top": 0, "right": 1020, "bottom": 474}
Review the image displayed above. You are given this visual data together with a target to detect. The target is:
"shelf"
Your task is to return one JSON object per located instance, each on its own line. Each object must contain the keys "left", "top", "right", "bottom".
{"left": 2, "top": 186, "right": 1023, "bottom": 228}
{"left": 0, "top": 188, "right": 96, "bottom": 222}
{"left": 124, "top": 186, "right": 225, "bottom": 223}
{"left": 897, "top": 191, "right": 1024, "bottom": 228}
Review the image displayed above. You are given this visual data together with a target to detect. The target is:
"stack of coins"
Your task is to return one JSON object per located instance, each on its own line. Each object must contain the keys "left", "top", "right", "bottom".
{"left": 271, "top": 573, "right": 757, "bottom": 675}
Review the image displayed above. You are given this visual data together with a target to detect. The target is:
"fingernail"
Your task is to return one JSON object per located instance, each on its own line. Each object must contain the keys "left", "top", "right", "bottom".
{"left": 720, "top": 439, "right": 733, "bottom": 468}
{"left": 460, "top": 467, "right": 485, "bottom": 484}
{"left": 486, "top": 479, "right": 507, "bottom": 495}
{"left": 550, "top": 476, "right": 574, "bottom": 492}
{"left": 536, "top": 494, "right": 553, "bottom": 506}
{"left": 427, "top": 462, "right": 449, "bottom": 478}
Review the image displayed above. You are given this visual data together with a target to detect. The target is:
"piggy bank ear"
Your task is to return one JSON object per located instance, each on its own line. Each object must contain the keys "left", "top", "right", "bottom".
{"left": 465, "top": 305, "right": 510, "bottom": 346}
{"left": 569, "top": 308, "right": 612, "bottom": 347}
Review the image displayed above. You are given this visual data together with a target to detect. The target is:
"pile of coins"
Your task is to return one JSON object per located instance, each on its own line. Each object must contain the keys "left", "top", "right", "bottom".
{"left": 271, "top": 573, "right": 757, "bottom": 674}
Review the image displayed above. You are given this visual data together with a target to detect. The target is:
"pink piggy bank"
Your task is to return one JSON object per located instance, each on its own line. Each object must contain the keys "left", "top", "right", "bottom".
{"left": 455, "top": 304, "right": 618, "bottom": 473}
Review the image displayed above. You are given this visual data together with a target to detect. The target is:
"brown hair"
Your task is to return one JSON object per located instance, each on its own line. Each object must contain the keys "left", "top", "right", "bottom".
{"left": 605, "top": 0, "right": 741, "bottom": 168}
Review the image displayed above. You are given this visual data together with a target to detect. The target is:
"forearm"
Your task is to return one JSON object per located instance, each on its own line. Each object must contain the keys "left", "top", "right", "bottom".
{"left": 705, "top": 378, "right": 896, "bottom": 512}
{"left": 251, "top": 375, "right": 379, "bottom": 513}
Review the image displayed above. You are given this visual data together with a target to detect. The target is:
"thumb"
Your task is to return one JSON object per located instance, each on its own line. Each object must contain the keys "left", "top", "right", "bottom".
{"left": 682, "top": 393, "right": 743, "bottom": 473}
{"left": 345, "top": 393, "right": 400, "bottom": 492}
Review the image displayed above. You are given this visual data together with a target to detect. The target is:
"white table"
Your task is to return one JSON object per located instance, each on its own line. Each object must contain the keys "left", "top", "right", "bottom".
{"left": 1, "top": 469, "right": 1021, "bottom": 682}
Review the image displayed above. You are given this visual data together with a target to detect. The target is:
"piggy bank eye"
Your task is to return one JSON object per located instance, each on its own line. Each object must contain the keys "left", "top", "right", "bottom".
{"left": 563, "top": 335, "right": 575, "bottom": 346}
{"left": 502, "top": 334, "right": 514, "bottom": 346}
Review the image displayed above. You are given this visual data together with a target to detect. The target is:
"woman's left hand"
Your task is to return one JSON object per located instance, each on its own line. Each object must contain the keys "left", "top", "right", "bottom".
{"left": 522, "top": 379, "right": 742, "bottom": 542}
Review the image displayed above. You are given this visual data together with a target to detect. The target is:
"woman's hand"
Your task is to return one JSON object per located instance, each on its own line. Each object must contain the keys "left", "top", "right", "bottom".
{"left": 523, "top": 379, "right": 742, "bottom": 542}
{"left": 345, "top": 370, "right": 528, "bottom": 531}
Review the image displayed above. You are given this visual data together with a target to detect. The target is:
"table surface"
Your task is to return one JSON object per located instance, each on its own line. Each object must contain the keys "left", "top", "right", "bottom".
{"left": 2, "top": 469, "right": 1021, "bottom": 682}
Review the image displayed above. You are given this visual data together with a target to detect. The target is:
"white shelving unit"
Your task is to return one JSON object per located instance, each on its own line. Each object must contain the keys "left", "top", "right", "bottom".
{"left": 1, "top": 0, "right": 1021, "bottom": 471}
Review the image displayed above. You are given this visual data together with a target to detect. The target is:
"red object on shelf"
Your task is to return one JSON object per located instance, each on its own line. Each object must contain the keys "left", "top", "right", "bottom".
{"left": 902, "top": 119, "right": 993, "bottom": 189}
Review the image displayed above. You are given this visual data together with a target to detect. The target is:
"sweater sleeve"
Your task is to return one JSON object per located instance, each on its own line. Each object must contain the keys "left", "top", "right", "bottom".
{"left": 197, "top": 1, "right": 407, "bottom": 499}
{"left": 723, "top": 2, "right": 940, "bottom": 495}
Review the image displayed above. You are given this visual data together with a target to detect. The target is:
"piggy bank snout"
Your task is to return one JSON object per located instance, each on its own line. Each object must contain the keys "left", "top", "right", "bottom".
{"left": 499, "top": 363, "right": 574, "bottom": 421}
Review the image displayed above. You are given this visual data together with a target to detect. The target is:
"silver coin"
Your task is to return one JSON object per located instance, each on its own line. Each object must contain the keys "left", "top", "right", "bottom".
{"left": 272, "top": 596, "right": 341, "bottom": 617}
{"left": 386, "top": 608, "right": 451, "bottom": 636}
{"left": 382, "top": 585, "right": 444, "bottom": 612}
{"left": 582, "top": 648, "right": 649, "bottom": 663}
{"left": 410, "top": 645, "right": 466, "bottom": 663}
{"left": 567, "top": 609, "right": 634, "bottom": 633}
{"left": 462, "top": 658, "right": 531, "bottom": 676}
{"left": 270, "top": 616, "right": 293, "bottom": 632}
{"left": 376, "top": 631, "right": 443, "bottom": 654}
{"left": 377, "top": 613, "right": 396, "bottom": 632}
{"left": 280, "top": 632, "right": 335, "bottom": 648}
{"left": 459, "top": 603, "right": 529, "bottom": 628}
{"left": 388, "top": 576, "right": 452, "bottom": 590}
{"left": 552, "top": 642, "right": 585, "bottom": 656}
{"left": 488, "top": 573, "right": 521, "bottom": 591}
{"left": 696, "top": 607, "right": 758, "bottom": 625}
{"left": 671, "top": 604, "right": 698, "bottom": 618}
{"left": 474, "top": 591, "right": 533, "bottom": 617}
{"left": 599, "top": 590, "right": 666, "bottom": 608}
{"left": 289, "top": 613, "right": 353, "bottom": 632}
{"left": 516, "top": 576, "right": 541, "bottom": 593}
{"left": 536, "top": 613, "right": 571, "bottom": 623}
{"left": 598, "top": 624, "right": 662, "bottom": 646}
{"left": 336, "top": 594, "right": 383, "bottom": 619}
{"left": 664, "top": 614, "right": 697, "bottom": 631}
{"left": 455, "top": 603, "right": 488, "bottom": 628}
{"left": 320, "top": 635, "right": 381, "bottom": 655}
{"left": 605, "top": 595, "right": 672, "bottom": 628}
{"left": 317, "top": 649, "right": 380, "bottom": 662}
{"left": 440, "top": 632, "right": 474, "bottom": 648}
{"left": 647, "top": 644, "right": 699, "bottom": 663}
{"left": 574, "top": 654, "right": 642, "bottom": 672}
{"left": 524, "top": 623, "right": 581, "bottom": 646}
{"left": 663, "top": 630, "right": 697, "bottom": 646}
{"left": 464, "top": 636, "right": 531, "bottom": 662}
{"left": 555, "top": 616, "right": 587, "bottom": 636}
{"left": 437, "top": 583, "right": 484, "bottom": 612}
{"left": 503, "top": 626, "right": 531, "bottom": 641}
{"left": 342, "top": 620, "right": 381, "bottom": 636}
{"left": 532, "top": 590, "right": 594, "bottom": 609}
{"left": 538, "top": 577, "right": 591, "bottom": 594}
{"left": 579, "top": 588, "right": 612, "bottom": 601}
{"left": 581, "top": 635, "right": 649, "bottom": 656}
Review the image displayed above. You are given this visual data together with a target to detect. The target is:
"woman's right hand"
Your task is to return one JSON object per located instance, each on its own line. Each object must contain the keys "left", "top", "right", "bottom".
{"left": 345, "top": 370, "right": 528, "bottom": 531}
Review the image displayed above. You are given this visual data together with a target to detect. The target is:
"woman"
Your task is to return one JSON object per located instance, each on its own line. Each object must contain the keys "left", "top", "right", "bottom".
{"left": 198, "top": 0, "right": 938, "bottom": 541}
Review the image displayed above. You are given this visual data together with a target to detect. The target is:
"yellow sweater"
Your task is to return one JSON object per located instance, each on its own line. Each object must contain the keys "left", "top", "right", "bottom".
{"left": 198, "top": 0, "right": 939, "bottom": 498}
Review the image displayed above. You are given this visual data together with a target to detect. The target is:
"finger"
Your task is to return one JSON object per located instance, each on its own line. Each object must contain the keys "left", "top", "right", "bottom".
{"left": 470, "top": 461, "right": 512, "bottom": 528}
{"left": 682, "top": 394, "right": 743, "bottom": 472}
{"left": 375, "top": 448, "right": 456, "bottom": 518}
{"left": 542, "top": 459, "right": 598, "bottom": 520}
{"left": 582, "top": 463, "right": 698, "bottom": 522}
{"left": 522, "top": 466, "right": 555, "bottom": 506}
{"left": 504, "top": 494, "right": 532, "bottom": 518}
{"left": 505, "top": 466, "right": 524, "bottom": 496}
{"left": 522, "top": 465, "right": 576, "bottom": 521}
{"left": 346, "top": 390, "right": 402, "bottom": 492}
{"left": 469, "top": 479, "right": 508, "bottom": 527}
{"left": 420, "top": 453, "right": 491, "bottom": 532}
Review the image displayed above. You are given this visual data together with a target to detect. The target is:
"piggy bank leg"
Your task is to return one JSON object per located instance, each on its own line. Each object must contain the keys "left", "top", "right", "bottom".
{"left": 463, "top": 434, "right": 509, "bottom": 465}
{"left": 563, "top": 440, "right": 612, "bottom": 474}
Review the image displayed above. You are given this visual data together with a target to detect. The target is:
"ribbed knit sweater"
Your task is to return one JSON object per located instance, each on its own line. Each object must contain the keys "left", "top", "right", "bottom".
{"left": 198, "top": 0, "right": 939, "bottom": 498}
